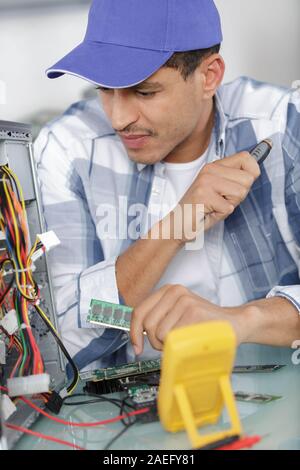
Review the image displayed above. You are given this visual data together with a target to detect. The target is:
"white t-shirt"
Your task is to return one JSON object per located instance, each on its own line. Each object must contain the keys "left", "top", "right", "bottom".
{"left": 155, "top": 150, "right": 219, "bottom": 303}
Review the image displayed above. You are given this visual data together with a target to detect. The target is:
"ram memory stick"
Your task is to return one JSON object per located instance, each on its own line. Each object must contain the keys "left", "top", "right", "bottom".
{"left": 88, "top": 299, "right": 133, "bottom": 331}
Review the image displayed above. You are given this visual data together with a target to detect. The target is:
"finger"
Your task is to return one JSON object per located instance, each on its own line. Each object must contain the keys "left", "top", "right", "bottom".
{"left": 154, "top": 305, "right": 186, "bottom": 344}
{"left": 201, "top": 163, "right": 255, "bottom": 189}
{"left": 211, "top": 178, "right": 250, "bottom": 205}
{"left": 143, "top": 285, "right": 189, "bottom": 350}
{"left": 130, "top": 284, "right": 172, "bottom": 355}
{"left": 217, "top": 152, "right": 261, "bottom": 179}
{"left": 171, "top": 313, "right": 204, "bottom": 330}
{"left": 203, "top": 190, "right": 235, "bottom": 213}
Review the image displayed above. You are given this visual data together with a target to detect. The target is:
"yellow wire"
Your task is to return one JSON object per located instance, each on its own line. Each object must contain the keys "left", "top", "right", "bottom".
{"left": 35, "top": 304, "right": 58, "bottom": 336}
{"left": 26, "top": 237, "right": 40, "bottom": 288}
{"left": 2, "top": 171, "right": 38, "bottom": 298}
{"left": 8, "top": 258, "right": 36, "bottom": 302}
{"left": 67, "top": 377, "right": 79, "bottom": 395}
{"left": 2, "top": 166, "right": 26, "bottom": 214}
{"left": 1, "top": 168, "right": 45, "bottom": 375}
{"left": 28, "top": 238, "right": 39, "bottom": 263}
{"left": 0, "top": 221, "right": 5, "bottom": 240}
{"left": 1, "top": 168, "right": 77, "bottom": 383}
{"left": 35, "top": 304, "right": 79, "bottom": 394}
{"left": 22, "top": 296, "right": 44, "bottom": 374}
{"left": 2, "top": 174, "right": 24, "bottom": 269}
{"left": 2, "top": 177, "right": 36, "bottom": 300}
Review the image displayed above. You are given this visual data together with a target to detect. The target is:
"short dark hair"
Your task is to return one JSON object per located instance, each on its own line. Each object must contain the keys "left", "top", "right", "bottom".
{"left": 163, "top": 44, "right": 221, "bottom": 80}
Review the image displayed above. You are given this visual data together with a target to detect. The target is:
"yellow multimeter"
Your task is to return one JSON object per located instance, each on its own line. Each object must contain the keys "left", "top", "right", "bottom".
{"left": 158, "top": 321, "right": 242, "bottom": 449}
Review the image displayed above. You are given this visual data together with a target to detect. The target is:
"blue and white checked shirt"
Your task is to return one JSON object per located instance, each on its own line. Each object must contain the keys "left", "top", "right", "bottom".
{"left": 34, "top": 77, "right": 300, "bottom": 372}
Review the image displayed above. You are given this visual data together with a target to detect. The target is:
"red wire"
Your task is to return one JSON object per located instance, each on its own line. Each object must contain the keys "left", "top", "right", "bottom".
{"left": 5, "top": 423, "right": 85, "bottom": 450}
{"left": 3, "top": 207, "right": 15, "bottom": 245}
{"left": 20, "top": 296, "right": 44, "bottom": 375}
{"left": 0, "top": 385, "right": 150, "bottom": 427}
{"left": 217, "top": 435, "right": 262, "bottom": 450}
{"left": 9, "top": 336, "right": 14, "bottom": 350}
{"left": 20, "top": 395, "right": 150, "bottom": 427}
{"left": 9, "top": 345, "right": 23, "bottom": 378}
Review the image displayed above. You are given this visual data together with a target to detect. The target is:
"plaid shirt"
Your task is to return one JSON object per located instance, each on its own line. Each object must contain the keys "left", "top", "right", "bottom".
{"left": 34, "top": 76, "right": 300, "bottom": 372}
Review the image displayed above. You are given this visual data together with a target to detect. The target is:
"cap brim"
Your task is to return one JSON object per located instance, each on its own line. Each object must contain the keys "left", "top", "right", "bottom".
{"left": 46, "top": 40, "right": 174, "bottom": 88}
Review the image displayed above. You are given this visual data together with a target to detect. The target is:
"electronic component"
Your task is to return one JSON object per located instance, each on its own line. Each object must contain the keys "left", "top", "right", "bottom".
{"left": 80, "top": 353, "right": 278, "bottom": 384}
{"left": 0, "top": 309, "right": 18, "bottom": 335}
{"left": 1, "top": 394, "right": 17, "bottom": 421}
{"left": 158, "top": 322, "right": 242, "bottom": 449}
{"left": 0, "top": 120, "right": 66, "bottom": 449}
{"left": 84, "top": 369, "right": 160, "bottom": 394}
{"left": 84, "top": 370, "right": 160, "bottom": 423}
{"left": 234, "top": 391, "right": 282, "bottom": 404}
{"left": 126, "top": 384, "right": 158, "bottom": 423}
{"left": 88, "top": 299, "right": 133, "bottom": 331}
{"left": 44, "top": 390, "right": 63, "bottom": 415}
{"left": 80, "top": 358, "right": 161, "bottom": 382}
{"left": 7, "top": 374, "right": 50, "bottom": 397}
{"left": 232, "top": 364, "right": 285, "bottom": 373}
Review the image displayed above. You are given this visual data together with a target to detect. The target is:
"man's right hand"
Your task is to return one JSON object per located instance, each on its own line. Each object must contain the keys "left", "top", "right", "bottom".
{"left": 116, "top": 151, "right": 261, "bottom": 307}
{"left": 171, "top": 151, "right": 261, "bottom": 241}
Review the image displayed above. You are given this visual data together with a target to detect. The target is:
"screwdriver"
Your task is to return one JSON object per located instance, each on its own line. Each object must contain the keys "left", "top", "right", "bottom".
{"left": 250, "top": 138, "right": 273, "bottom": 165}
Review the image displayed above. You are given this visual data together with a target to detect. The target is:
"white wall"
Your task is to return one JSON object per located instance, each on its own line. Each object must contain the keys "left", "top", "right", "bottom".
{"left": 0, "top": 0, "right": 299, "bottom": 123}
{"left": 0, "top": 3, "right": 91, "bottom": 122}
{"left": 215, "top": 0, "right": 300, "bottom": 87}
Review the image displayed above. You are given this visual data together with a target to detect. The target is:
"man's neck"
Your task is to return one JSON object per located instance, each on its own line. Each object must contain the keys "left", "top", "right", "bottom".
{"left": 164, "top": 98, "right": 215, "bottom": 164}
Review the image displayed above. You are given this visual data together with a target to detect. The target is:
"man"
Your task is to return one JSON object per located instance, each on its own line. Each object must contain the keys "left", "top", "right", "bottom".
{"left": 35, "top": 0, "right": 300, "bottom": 371}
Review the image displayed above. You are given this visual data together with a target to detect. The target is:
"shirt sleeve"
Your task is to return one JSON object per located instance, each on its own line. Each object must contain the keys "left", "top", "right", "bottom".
{"left": 33, "top": 125, "right": 128, "bottom": 370}
{"left": 266, "top": 89, "right": 300, "bottom": 314}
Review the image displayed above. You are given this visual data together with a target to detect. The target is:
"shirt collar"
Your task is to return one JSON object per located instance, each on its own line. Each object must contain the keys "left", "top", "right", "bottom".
{"left": 214, "top": 89, "right": 228, "bottom": 156}
{"left": 137, "top": 162, "right": 147, "bottom": 172}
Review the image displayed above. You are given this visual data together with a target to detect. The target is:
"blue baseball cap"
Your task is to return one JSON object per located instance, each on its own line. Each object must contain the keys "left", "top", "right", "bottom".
{"left": 47, "top": 0, "right": 222, "bottom": 88}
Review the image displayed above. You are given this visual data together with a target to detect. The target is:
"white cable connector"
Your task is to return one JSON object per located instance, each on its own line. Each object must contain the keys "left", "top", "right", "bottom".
{"left": 31, "top": 247, "right": 45, "bottom": 263}
{"left": 59, "top": 387, "right": 68, "bottom": 399}
{"left": 7, "top": 373, "right": 50, "bottom": 397}
{"left": 30, "top": 231, "right": 60, "bottom": 264}
{"left": 37, "top": 231, "right": 60, "bottom": 252}
{"left": 0, "top": 309, "right": 18, "bottom": 335}
{"left": 1, "top": 394, "right": 17, "bottom": 421}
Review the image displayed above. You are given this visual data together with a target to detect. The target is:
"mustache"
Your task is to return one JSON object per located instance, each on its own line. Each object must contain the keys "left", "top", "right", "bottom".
{"left": 114, "top": 126, "right": 156, "bottom": 137}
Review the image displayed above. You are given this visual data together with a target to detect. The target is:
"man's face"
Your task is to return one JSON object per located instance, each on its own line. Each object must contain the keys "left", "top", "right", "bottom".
{"left": 98, "top": 66, "right": 209, "bottom": 165}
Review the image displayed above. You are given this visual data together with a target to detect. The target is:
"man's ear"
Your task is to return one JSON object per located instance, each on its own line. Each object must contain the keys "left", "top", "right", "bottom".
{"left": 198, "top": 54, "right": 225, "bottom": 100}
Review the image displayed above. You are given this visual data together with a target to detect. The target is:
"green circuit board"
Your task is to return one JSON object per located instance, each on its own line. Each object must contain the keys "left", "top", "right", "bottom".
{"left": 87, "top": 299, "right": 133, "bottom": 331}
{"left": 79, "top": 358, "right": 161, "bottom": 382}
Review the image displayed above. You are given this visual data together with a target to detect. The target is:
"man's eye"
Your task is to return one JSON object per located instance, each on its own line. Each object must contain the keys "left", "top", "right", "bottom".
{"left": 136, "top": 91, "right": 156, "bottom": 97}
{"left": 96, "top": 86, "right": 111, "bottom": 92}
{"left": 96, "top": 87, "right": 156, "bottom": 97}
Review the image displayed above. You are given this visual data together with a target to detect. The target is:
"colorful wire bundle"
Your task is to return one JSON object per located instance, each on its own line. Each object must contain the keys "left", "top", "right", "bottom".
{"left": 0, "top": 165, "right": 79, "bottom": 394}
{"left": 0, "top": 165, "right": 43, "bottom": 376}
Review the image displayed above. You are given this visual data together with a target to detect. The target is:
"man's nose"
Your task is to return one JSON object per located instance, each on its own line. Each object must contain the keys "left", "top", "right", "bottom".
{"left": 110, "top": 91, "right": 139, "bottom": 131}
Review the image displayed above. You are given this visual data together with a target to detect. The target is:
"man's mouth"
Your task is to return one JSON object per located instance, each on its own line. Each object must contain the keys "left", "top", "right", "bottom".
{"left": 119, "top": 134, "right": 151, "bottom": 149}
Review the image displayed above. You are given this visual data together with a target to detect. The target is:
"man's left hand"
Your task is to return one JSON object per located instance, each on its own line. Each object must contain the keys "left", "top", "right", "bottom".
{"left": 130, "top": 284, "right": 252, "bottom": 355}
